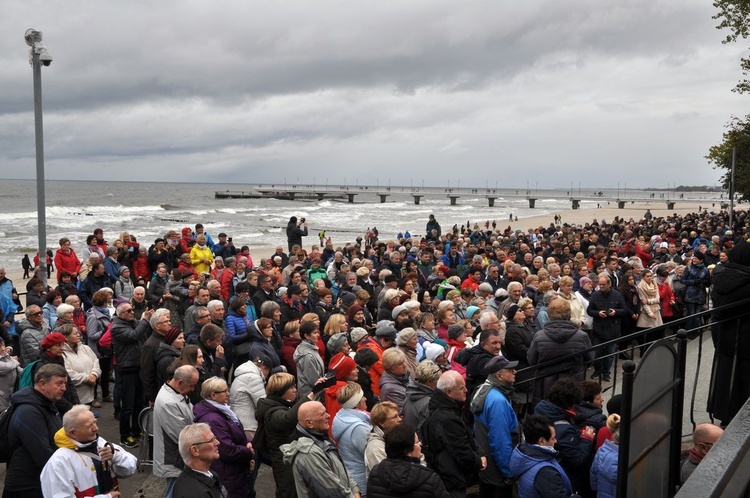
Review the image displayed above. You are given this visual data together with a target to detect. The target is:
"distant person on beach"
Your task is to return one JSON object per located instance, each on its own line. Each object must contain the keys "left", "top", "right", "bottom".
{"left": 426, "top": 214, "right": 441, "bottom": 240}
{"left": 286, "top": 216, "right": 308, "bottom": 252}
{"left": 21, "top": 254, "right": 32, "bottom": 279}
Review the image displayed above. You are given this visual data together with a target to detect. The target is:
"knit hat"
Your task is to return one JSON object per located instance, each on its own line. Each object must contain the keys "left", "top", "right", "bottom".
{"left": 350, "top": 327, "right": 369, "bottom": 344}
{"left": 340, "top": 291, "right": 357, "bottom": 306}
{"left": 423, "top": 342, "right": 446, "bottom": 363}
{"left": 466, "top": 306, "right": 480, "bottom": 320}
{"left": 375, "top": 325, "right": 398, "bottom": 339}
{"left": 327, "top": 333, "right": 348, "bottom": 355}
{"left": 164, "top": 327, "right": 183, "bottom": 345}
{"left": 392, "top": 305, "right": 408, "bottom": 320}
{"left": 579, "top": 277, "right": 592, "bottom": 287}
{"left": 505, "top": 304, "right": 521, "bottom": 320}
{"left": 477, "top": 282, "right": 493, "bottom": 294}
{"left": 329, "top": 353, "right": 357, "bottom": 381}
{"left": 347, "top": 304, "right": 363, "bottom": 322}
{"left": 403, "top": 300, "right": 421, "bottom": 311}
{"left": 356, "top": 267, "right": 370, "bottom": 277}
{"left": 447, "top": 323, "right": 466, "bottom": 340}
{"left": 396, "top": 328, "right": 417, "bottom": 346}
{"left": 384, "top": 274, "right": 399, "bottom": 284}
{"left": 41, "top": 332, "right": 66, "bottom": 350}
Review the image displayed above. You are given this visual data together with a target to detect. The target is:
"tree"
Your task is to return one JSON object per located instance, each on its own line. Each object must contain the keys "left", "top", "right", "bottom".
{"left": 706, "top": 115, "right": 750, "bottom": 200}
{"left": 714, "top": 0, "right": 750, "bottom": 92}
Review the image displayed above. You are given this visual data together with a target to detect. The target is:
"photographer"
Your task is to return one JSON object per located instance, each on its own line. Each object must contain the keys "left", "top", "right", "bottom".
{"left": 286, "top": 216, "right": 308, "bottom": 253}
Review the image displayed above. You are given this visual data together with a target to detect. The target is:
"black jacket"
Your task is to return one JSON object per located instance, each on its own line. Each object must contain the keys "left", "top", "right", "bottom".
{"left": 111, "top": 315, "right": 152, "bottom": 369}
{"left": 423, "top": 388, "right": 483, "bottom": 490}
{"left": 5, "top": 387, "right": 62, "bottom": 492}
{"left": 455, "top": 343, "right": 494, "bottom": 395}
{"left": 368, "top": 456, "right": 450, "bottom": 498}
{"left": 173, "top": 467, "right": 227, "bottom": 498}
{"left": 587, "top": 288, "right": 629, "bottom": 341}
{"left": 156, "top": 342, "right": 180, "bottom": 387}
{"left": 286, "top": 222, "right": 308, "bottom": 252}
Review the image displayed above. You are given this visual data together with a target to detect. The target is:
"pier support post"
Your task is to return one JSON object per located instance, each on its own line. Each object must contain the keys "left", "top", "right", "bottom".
{"left": 571, "top": 199, "right": 580, "bottom": 210}
{"left": 316, "top": 193, "right": 325, "bottom": 201}
{"left": 379, "top": 195, "right": 389, "bottom": 203}
{"left": 617, "top": 201, "right": 625, "bottom": 209}
{"left": 448, "top": 196, "right": 460, "bottom": 205}
{"left": 528, "top": 198, "right": 537, "bottom": 208}
{"left": 347, "top": 194, "right": 356, "bottom": 203}
{"left": 487, "top": 197, "right": 497, "bottom": 207}
{"left": 666, "top": 201, "right": 675, "bottom": 210}
{"left": 287, "top": 192, "right": 295, "bottom": 200}
{"left": 412, "top": 195, "right": 423, "bottom": 205}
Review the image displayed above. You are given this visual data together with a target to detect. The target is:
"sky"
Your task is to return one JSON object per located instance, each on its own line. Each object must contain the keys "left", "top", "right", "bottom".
{"left": 0, "top": 0, "right": 747, "bottom": 189}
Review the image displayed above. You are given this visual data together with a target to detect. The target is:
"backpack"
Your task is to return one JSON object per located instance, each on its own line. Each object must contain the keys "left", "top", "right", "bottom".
{"left": 17, "top": 359, "right": 41, "bottom": 390}
{"left": 0, "top": 402, "right": 20, "bottom": 462}
{"left": 97, "top": 322, "right": 113, "bottom": 358}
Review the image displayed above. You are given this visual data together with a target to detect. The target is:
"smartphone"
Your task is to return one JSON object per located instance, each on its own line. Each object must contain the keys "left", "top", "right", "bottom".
{"left": 313, "top": 373, "right": 337, "bottom": 394}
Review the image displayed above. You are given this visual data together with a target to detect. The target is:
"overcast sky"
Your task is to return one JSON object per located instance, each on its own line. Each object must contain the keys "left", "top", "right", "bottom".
{"left": 0, "top": 0, "right": 746, "bottom": 189}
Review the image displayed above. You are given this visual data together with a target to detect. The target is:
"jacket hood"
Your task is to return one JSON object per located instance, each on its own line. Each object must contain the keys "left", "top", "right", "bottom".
{"left": 281, "top": 436, "right": 315, "bottom": 464}
{"left": 256, "top": 395, "right": 292, "bottom": 420}
{"left": 371, "top": 457, "right": 436, "bottom": 493}
{"left": 454, "top": 343, "right": 489, "bottom": 366}
{"left": 156, "top": 343, "right": 179, "bottom": 362}
{"left": 10, "top": 386, "right": 53, "bottom": 409}
{"left": 380, "top": 372, "right": 409, "bottom": 389}
{"left": 233, "top": 359, "right": 263, "bottom": 379}
{"left": 540, "top": 319, "right": 581, "bottom": 343}
{"left": 532, "top": 399, "right": 568, "bottom": 422}
{"left": 509, "top": 443, "right": 559, "bottom": 475}
{"left": 366, "top": 424, "right": 384, "bottom": 448}
{"left": 247, "top": 321, "right": 265, "bottom": 343}
{"left": 405, "top": 379, "right": 434, "bottom": 403}
{"left": 331, "top": 408, "right": 371, "bottom": 440}
{"left": 293, "top": 340, "right": 318, "bottom": 361}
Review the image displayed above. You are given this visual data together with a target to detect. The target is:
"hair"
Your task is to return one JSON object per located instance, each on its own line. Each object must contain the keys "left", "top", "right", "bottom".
{"left": 61, "top": 404, "right": 95, "bottom": 435}
{"left": 172, "top": 365, "right": 198, "bottom": 385}
{"left": 200, "top": 376, "right": 228, "bottom": 399}
{"left": 415, "top": 360, "right": 441, "bottom": 384}
{"left": 56, "top": 303, "right": 74, "bottom": 317}
{"left": 200, "top": 323, "right": 224, "bottom": 343}
{"left": 229, "top": 297, "right": 247, "bottom": 313}
{"left": 179, "top": 423, "right": 213, "bottom": 463}
{"left": 559, "top": 276, "right": 574, "bottom": 287}
{"left": 354, "top": 347, "right": 378, "bottom": 369}
{"left": 436, "top": 306, "right": 455, "bottom": 324}
{"left": 547, "top": 298, "right": 571, "bottom": 320}
{"left": 35, "top": 363, "right": 67, "bottom": 385}
{"left": 436, "top": 370, "right": 464, "bottom": 392}
{"left": 92, "top": 289, "right": 110, "bottom": 308}
{"left": 168, "top": 344, "right": 202, "bottom": 378}
{"left": 324, "top": 314, "right": 346, "bottom": 335}
{"left": 415, "top": 312, "right": 434, "bottom": 330}
{"left": 300, "top": 321, "right": 319, "bottom": 340}
{"left": 45, "top": 290, "right": 61, "bottom": 305}
{"left": 478, "top": 311, "right": 497, "bottom": 330}
{"left": 192, "top": 306, "right": 209, "bottom": 321}
{"left": 301, "top": 313, "right": 319, "bottom": 324}
{"left": 522, "top": 414, "right": 554, "bottom": 444}
{"left": 370, "top": 401, "right": 399, "bottom": 428}
{"left": 336, "top": 381, "right": 363, "bottom": 405}
{"left": 206, "top": 300, "right": 225, "bottom": 312}
{"left": 283, "top": 321, "right": 301, "bottom": 338}
{"left": 385, "top": 423, "right": 417, "bottom": 459}
{"left": 382, "top": 348, "right": 407, "bottom": 372}
{"left": 507, "top": 281, "right": 523, "bottom": 292}
{"left": 542, "top": 291, "right": 558, "bottom": 307}
{"left": 478, "top": 328, "right": 500, "bottom": 346}
{"left": 547, "top": 377, "right": 583, "bottom": 409}
{"left": 517, "top": 297, "right": 533, "bottom": 310}
{"left": 579, "top": 380, "right": 602, "bottom": 403}
{"left": 608, "top": 414, "right": 621, "bottom": 444}
{"left": 65, "top": 295, "right": 81, "bottom": 305}
{"left": 57, "top": 323, "right": 78, "bottom": 338}
{"left": 260, "top": 300, "right": 281, "bottom": 318}
{"left": 316, "top": 287, "right": 332, "bottom": 298}
{"left": 266, "top": 372, "right": 297, "bottom": 397}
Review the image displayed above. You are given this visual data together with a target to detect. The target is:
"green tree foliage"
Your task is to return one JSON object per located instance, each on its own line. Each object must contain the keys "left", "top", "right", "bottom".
{"left": 714, "top": 0, "right": 750, "bottom": 92}
{"left": 706, "top": 115, "right": 750, "bottom": 200}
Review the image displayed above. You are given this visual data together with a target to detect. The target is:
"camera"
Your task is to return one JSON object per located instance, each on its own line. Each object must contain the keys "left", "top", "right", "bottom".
{"left": 39, "top": 49, "right": 52, "bottom": 66}
{"left": 300, "top": 217, "right": 306, "bottom": 223}
{"left": 228, "top": 237, "right": 233, "bottom": 242}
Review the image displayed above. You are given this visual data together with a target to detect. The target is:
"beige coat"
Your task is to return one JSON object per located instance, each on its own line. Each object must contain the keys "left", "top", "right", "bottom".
{"left": 557, "top": 291, "right": 586, "bottom": 328}
{"left": 62, "top": 341, "right": 102, "bottom": 404}
{"left": 636, "top": 280, "right": 663, "bottom": 329}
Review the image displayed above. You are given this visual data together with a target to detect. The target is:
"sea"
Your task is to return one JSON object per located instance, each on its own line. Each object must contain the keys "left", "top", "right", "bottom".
{"left": 0, "top": 179, "right": 722, "bottom": 273}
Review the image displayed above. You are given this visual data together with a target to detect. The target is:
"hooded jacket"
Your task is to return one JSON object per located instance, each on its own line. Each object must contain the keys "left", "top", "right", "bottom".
{"left": 18, "top": 318, "right": 50, "bottom": 366}
{"left": 156, "top": 342, "right": 180, "bottom": 387}
{"left": 402, "top": 380, "right": 434, "bottom": 430}
{"left": 332, "top": 408, "right": 371, "bottom": 497}
{"left": 62, "top": 342, "right": 101, "bottom": 405}
{"left": 293, "top": 340, "right": 325, "bottom": 398}
{"left": 111, "top": 315, "right": 151, "bottom": 369}
{"left": 367, "top": 456, "right": 450, "bottom": 498}
{"left": 455, "top": 343, "right": 495, "bottom": 395}
{"left": 229, "top": 360, "right": 266, "bottom": 433}
{"left": 590, "top": 439, "right": 618, "bottom": 498}
{"left": 509, "top": 443, "right": 572, "bottom": 498}
{"left": 154, "top": 382, "right": 194, "bottom": 479}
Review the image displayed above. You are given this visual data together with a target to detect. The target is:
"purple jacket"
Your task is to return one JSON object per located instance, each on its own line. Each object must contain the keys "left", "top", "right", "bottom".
{"left": 193, "top": 400, "right": 253, "bottom": 498}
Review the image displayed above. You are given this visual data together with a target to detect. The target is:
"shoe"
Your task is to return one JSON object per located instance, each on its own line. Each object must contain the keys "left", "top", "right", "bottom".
{"left": 590, "top": 372, "right": 601, "bottom": 379}
{"left": 603, "top": 375, "right": 612, "bottom": 382}
{"left": 131, "top": 431, "right": 142, "bottom": 440}
{"left": 120, "top": 436, "right": 139, "bottom": 449}
{"left": 102, "top": 395, "right": 113, "bottom": 402}
{"left": 92, "top": 400, "right": 102, "bottom": 408}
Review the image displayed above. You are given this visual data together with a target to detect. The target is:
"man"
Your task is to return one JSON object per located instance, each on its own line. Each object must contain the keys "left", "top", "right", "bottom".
{"left": 455, "top": 321, "right": 502, "bottom": 396}
{"left": 212, "top": 232, "right": 237, "bottom": 260}
{"left": 41, "top": 404, "right": 137, "bottom": 498}
{"left": 148, "top": 238, "right": 171, "bottom": 275}
{"left": 206, "top": 279, "right": 223, "bottom": 302}
{"left": 183, "top": 286, "right": 210, "bottom": 332}
{"left": 279, "top": 284, "right": 303, "bottom": 330}
{"left": 154, "top": 365, "right": 200, "bottom": 498}
{"left": 78, "top": 262, "right": 111, "bottom": 311}
{"left": 173, "top": 423, "right": 227, "bottom": 498}
{"left": 587, "top": 273, "right": 628, "bottom": 382}
{"left": 498, "top": 281, "right": 523, "bottom": 318}
{"left": 4, "top": 364, "right": 67, "bottom": 498}
{"left": 193, "top": 223, "right": 215, "bottom": 250}
{"left": 252, "top": 274, "right": 278, "bottom": 316}
{"left": 603, "top": 257, "right": 620, "bottom": 289}
{"left": 193, "top": 323, "right": 227, "bottom": 388}
{"left": 111, "top": 302, "right": 154, "bottom": 448}
{"left": 423, "top": 371, "right": 486, "bottom": 497}
{"left": 185, "top": 305, "right": 212, "bottom": 343}
{"left": 141, "top": 308, "right": 171, "bottom": 405}
{"left": 441, "top": 244, "right": 465, "bottom": 270}
{"left": 131, "top": 285, "right": 150, "bottom": 320}
{"left": 470, "top": 355, "right": 520, "bottom": 498}
{"left": 18, "top": 304, "right": 50, "bottom": 366}
{"left": 281, "top": 401, "right": 361, "bottom": 498}
{"left": 286, "top": 216, "right": 309, "bottom": 253}
{"left": 680, "top": 423, "right": 724, "bottom": 484}
{"left": 509, "top": 414, "right": 573, "bottom": 498}
{"left": 680, "top": 252, "right": 711, "bottom": 333}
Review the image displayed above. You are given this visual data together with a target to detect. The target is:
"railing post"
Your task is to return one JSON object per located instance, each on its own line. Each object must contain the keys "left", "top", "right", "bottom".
{"left": 618, "top": 360, "right": 637, "bottom": 498}
{"left": 670, "top": 329, "right": 689, "bottom": 497}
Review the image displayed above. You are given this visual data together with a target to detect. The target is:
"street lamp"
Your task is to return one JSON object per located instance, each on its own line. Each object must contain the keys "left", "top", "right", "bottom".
{"left": 26, "top": 28, "right": 52, "bottom": 287}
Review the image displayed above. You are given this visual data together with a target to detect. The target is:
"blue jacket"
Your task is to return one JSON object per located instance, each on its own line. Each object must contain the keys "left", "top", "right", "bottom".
{"left": 680, "top": 264, "right": 711, "bottom": 304}
{"left": 224, "top": 310, "right": 251, "bottom": 353}
{"left": 104, "top": 257, "right": 122, "bottom": 284}
{"left": 510, "top": 443, "right": 572, "bottom": 498}
{"left": 474, "top": 385, "right": 518, "bottom": 480}
{"left": 331, "top": 408, "right": 371, "bottom": 496}
{"left": 590, "top": 439, "right": 618, "bottom": 498}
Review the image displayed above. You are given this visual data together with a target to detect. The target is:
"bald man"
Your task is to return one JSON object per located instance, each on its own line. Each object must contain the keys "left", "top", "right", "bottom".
{"left": 281, "top": 401, "right": 361, "bottom": 498}
{"left": 680, "top": 423, "right": 724, "bottom": 484}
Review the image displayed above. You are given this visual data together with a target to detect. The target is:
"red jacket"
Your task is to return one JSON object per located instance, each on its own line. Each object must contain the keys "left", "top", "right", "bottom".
{"left": 657, "top": 280, "right": 675, "bottom": 318}
{"left": 359, "top": 337, "right": 385, "bottom": 396}
{"left": 132, "top": 254, "right": 150, "bottom": 281}
{"left": 54, "top": 248, "right": 82, "bottom": 282}
{"left": 219, "top": 268, "right": 236, "bottom": 302}
{"left": 281, "top": 335, "right": 301, "bottom": 376}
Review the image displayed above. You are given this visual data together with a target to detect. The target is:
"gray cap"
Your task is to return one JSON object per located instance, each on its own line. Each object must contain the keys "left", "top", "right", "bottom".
{"left": 327, "top": 333, "right": 348, "bottom": 355}
{"left": 482, "top": 355, "right": 519, "bottom": 375}
{"left": 392, "top": 304, "right": 408, "bottom": 320}
{"left": 375, "top": 325, "right": 398, "bottom": 338}
{"left": 350, "top": 327, "right": 369, "bottom": 344}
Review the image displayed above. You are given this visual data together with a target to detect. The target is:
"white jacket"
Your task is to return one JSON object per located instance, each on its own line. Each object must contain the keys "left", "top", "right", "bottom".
{"left": 154, "top": 383, "right": 193, "bottom": 478}
{"left": 229, "top": 360, "right": 266, "bottom": 433}
{"left": 63, "top": 342, "right": 102, "bottom": 404}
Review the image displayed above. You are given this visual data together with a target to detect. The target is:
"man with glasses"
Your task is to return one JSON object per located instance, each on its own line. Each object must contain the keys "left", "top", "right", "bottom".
{"left": 112, "top": 302, "right": 154, "bottom": 448}
{"left": 185, "top": 306, "right": 212, "bottom": 343}
{"left": 183, "top": 286, "right": 210, "bottom": 333}
{"left": 680, "top": 423, "right": 724, "bottom": 484}
{"left": 173, "top": 423, "right": 226, "bottom": 498}
{"left": 587, "top": 274, "right": 628, "bottom": 382}
{"left": 141, "top": 308, "right": 172, "bottom": 405}
{"left": 18, "top": 304, "right": 50, "bottom": 366}
{"left": 470, "top": 356, "right": 520, "bottom": 498}
{"left": 155, "top": 365, "right": 200, "bottom": 498}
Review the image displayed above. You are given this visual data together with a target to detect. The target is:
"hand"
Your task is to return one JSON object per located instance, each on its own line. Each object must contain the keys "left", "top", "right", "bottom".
{"left": 599, "top": 311, "right": 607, "bottom": 318}
{"left": 99, "top": 445, "right": 114, "bottom": 463}
{"left": 480, "top": 456, "right": 487, "bottom": 471}
{"left": 88, "top": 374, "right": 98, "bottom": 385}
{"left": 109, "top": 492, "right": 121, "bottom": 498}
{"left": 215, "top": 344, "right": 224, "bottom": 358}
{"left": 143, "top": 309, "right": 154, "bottom": 320}
{"left": 246, "top": 442, "right": 254, "bottom": 452}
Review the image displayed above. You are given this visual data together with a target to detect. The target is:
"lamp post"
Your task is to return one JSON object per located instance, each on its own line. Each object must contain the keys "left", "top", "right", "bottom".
{"left": 25, "top": 29, "right": 52, "bottom": 288}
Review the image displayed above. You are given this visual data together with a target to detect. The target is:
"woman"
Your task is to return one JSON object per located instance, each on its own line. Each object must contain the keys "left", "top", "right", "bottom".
{"left": 379, "top": 348, "right": 410, "bottom": 414}
{"left": 618, "top": 274, "right": 641, "bottom": 360}
{"left": 0, "top": 339, "right": 20, "bottom": 411}
{"left": 259, "top": 301, "right": 284, "bottom": 353}
{"left": 503, "top": 304, "right": 535, "bottom": 399}
{"left": 190, "top": 234, "right": 214, "bottom": 276}
{"left": 367, "top": 423, "right": 450, "bottom": 498}
{"left": 293, "top": 322, "right": 325, "bottom": 398}
{"left": 33, "top": 332, "right": 80, "bottom": 413}
{"left": 364, "top": 401, "right": 402, "bottom": 474}
{"left": 226, "top": 297, "right": 254, "bottom": 373}
{"left": 55, "top": 271, "right": 78, "bottom": 301}
{"left": 332, "top": 382, "right": 372, "bottom": 497}
{"left": 415, "top": 312, "right": 437, "bottom": 345}
{"left": 402, "top": 360, "right": 440, "bottom": 430}
{"left": 193, "top": 376, "right": 255, "bottom": 498}
{"left": 575, "top": 276, "right": 595, "bottom": 334}
{"left": 255, "top": 373, "right": 316, "bottom": 498}
{"left": 231, "top": 354, "right": 271, "bottom": 441}
{"left": 85, "top": 289, "right": 113, "bottom": 405}
{"left": 249, "top": 317, "right": 284, "bottom": 374}
{"left": 280, "top": 321, "right": 301, "bottom": 376}
{"left": 557, "top": 276, "right": 585, "bottom": 329}
{"left": 59, "top": 323, "right": 101, "bottom": 405}
{"left": 417, "top": 289, "right": 436, "bottom": 314}
{"left": 114, "top": 267, "right": 135, "bottom": 300}
{"left": 147, "top": 264, "right": 170, "bottom": 308}
{"left": 155, "top": 327, "right": 185, "bottom": 387}
{"left": 395, "top": 328, "right": 419, "bottom": 379}
{"left": 43, "top": 290, "right": 62, "bottom": 330}
{"left": 168, "top": 344, "right": 205, "bottom": 403}
{"left": 65, "top": 295, "right": 87, "bottom": 338}
{"left": 435, "top": 305, "right": 457, "bottom": 341}
{"left": 324, "top": 313, "right": 348, "bottom": 347}
{"left": 347, "top": 304, "right": 368, "bottom": 332}
{"left": 591, "top": 414, "right": 620, "bottom": 498}
{"left": 53, "top": 237, "right": 81, "bottom": 283}
{"left": 636, "top": 269, "right": 663, "bottom": 357}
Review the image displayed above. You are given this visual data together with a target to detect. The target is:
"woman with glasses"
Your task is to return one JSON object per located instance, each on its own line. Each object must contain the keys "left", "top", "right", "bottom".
{"left": 59, "top": 323, "right": 100, "bottom": 406}
{"left": 193, "top": 376, "right": 255, "bottom": 498}
{"left": 364, "top": 401, "right": 403, "bottom": 474}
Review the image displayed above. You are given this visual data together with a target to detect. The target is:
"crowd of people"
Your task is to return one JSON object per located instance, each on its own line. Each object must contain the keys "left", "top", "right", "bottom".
{"left": 0, "top": 205, "right": 744, "bottom": 498}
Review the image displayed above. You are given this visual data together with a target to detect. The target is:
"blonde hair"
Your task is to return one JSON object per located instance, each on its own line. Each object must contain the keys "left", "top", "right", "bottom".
{"left": 608, "top": 413, "right": 621, "bottom": 444}
{"left": 382, "top": 348, "right": 407, "bottom": 372}
{"left": 336, "top": 381, "right": 363, "bottom": 405}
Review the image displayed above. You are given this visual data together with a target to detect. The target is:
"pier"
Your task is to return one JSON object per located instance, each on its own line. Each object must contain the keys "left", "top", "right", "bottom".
{"left": 215, "top": 184, "right": 728, "bottom": 209}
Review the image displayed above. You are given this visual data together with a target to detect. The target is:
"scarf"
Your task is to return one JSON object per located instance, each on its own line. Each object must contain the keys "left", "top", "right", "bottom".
{"left": 206, "top": 399, "right": 240, "bottom": 426}
{"left": 470, "top": 373, "right": 514, "bottom": 414}
{"left": 96, "top": 306, "right": 111, "bottom": 319}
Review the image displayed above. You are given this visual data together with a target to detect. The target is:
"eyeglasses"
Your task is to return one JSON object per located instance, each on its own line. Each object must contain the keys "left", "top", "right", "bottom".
{"left": 157, "top": 320, "right": 171, "bottom": 325}
{"left": 198, "top": 314, "right": 211, "bottom": 319}
{"left": 31, "top": 311, "right": 43, "bottom": 316}
{"left": 213, "top": 389, "right": 229, "bottom": 395}
{"left": 192, "top": 437, "right": 217, "bottom": 447}
{"left": 120, "top": 308, "right": 134, "bottom": 313}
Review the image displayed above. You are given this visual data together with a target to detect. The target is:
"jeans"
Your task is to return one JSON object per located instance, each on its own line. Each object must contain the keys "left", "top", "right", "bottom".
{"left": 685, "top": 302, "right": 704, "bottom": 335}
{"left": 593, "top": 336, "right": 617, "bottom": 376}
{"left": 117, "top": 366, "right": 144, "bottom": 439}
{"left": 165, "top": 477, "right": 177, "bottom": 498}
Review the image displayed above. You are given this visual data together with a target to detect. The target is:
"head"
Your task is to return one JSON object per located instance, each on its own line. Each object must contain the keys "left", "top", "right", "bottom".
{"left": 371, "top": 401, "right": 402, "bottom": 431}
{"left": 201, "top": 376, "right": 230, "bottom": 405}
{"left": 522, "top": 414, "right": 557, "bottom": 447}
{"left": 199, "top": 324, "right": 225, "bottom": 350}
{"left": 168, "top": 365, "right": 199, "bottom": 395}
{"left": 179, "top": 423, "right": 220, "bottom": 468}
{"left": 297, "top": 401, "right": 330, "bottom": 433}
{"left": 63, "top": 405, "right": 100, "bottom": 443}
{"left": 382, "top": 347, "right": 408, "bottom": 376}
{"left": 437, "top": 370, "right": 468, "bottom": 403}
{"left": 384, "top": 423, "right": 422, "bottom": 459}
{"left": 692, "top": 423, "right": 724, "bottom": 458}
{"left": 34, "top": 364, "right": 68, "bottom": 401}
{"left": 479, "top": 329, "right": 502, "bottom": 356}
{"left": 546, "top": 377, "right": 582, "bottom": 410}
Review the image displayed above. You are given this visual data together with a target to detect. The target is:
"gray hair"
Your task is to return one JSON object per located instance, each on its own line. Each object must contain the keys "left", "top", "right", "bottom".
{"left": 415, "top": 360, "right": 441, "bottom": 384}
{"left": 260, "top": 300, "right": 280, "bottom": 318}
{"left": 179, "top": 423, "right": 213, "bottom": 463}
{"left": 478, "top": 310, "right": 497, "bottom": 329}
{"left": 193, "top": 306, "right": 208, "bottom": 320}
{"left": 63, "top": 404, "right": 93, "bottom": 434}
{"left": 507, "top": 281, "right": 523, "bottom": 292}
{"left": 116, "top": 302, "right": 131, "bottom": 315}
{"left": 436, "top": 370, "right": 464, "bottom": 392}
{"left": 150, "top": 308, "right": 171, "bottom": 328}
{"left": 200, "top": 376, "right": 228, "bottom": 399}
{"left": 35, "top": 363, "right": 67, "bottom": 385}
{"left": 542, "top": 291, "right": 558, "bottom": 306}
{"left": 207, "top": 300, "right": 225, "bottom": 312}
{"left": 173, "top": 365, "right": 198, "bottom": 383}
{"left": 25, "top": 305, "right": 41, "bottom": 318}
{"left": 56, "top": 303, "right": 74, "bottom": 316}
